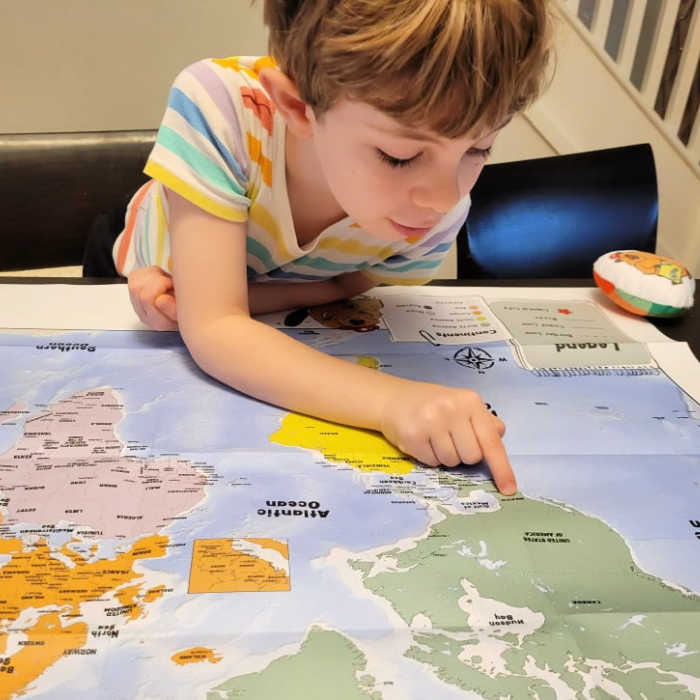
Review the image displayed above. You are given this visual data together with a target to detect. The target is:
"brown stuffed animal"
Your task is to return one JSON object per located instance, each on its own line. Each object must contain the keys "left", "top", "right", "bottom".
{"left": 284, "top": 296, "right": 384, "bottom": 332}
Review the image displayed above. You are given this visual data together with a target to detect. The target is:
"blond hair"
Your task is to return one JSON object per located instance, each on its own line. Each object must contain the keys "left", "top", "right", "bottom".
{"left": 263, "top": 0, "right": 552, "bottom": 137}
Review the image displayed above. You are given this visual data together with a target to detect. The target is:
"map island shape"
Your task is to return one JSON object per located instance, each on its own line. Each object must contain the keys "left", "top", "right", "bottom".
{"left": 172, "top": 647, "right": 222, "bottom": 666}
{"left": 346, "top": 493, "right": 700, "bottom": 698}
{"left": 0, "top": 388, "right": 208, "bottom": 539}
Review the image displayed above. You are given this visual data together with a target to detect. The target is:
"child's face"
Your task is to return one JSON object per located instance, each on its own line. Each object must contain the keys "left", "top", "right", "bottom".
{"left": 308, "top": 99, "right": 501, "bottom": 241}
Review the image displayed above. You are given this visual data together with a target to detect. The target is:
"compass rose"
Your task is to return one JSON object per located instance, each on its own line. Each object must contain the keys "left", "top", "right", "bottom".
{"left": 453, "top": 346, "right": 495, "bottom": 370}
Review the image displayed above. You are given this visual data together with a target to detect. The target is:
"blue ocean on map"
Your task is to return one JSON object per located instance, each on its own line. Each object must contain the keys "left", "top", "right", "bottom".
{"left": 1, "top": 325, "right": 699, "bottom": 686}
{"left": 2, "top": 329, "right": 699, "bottom": 551}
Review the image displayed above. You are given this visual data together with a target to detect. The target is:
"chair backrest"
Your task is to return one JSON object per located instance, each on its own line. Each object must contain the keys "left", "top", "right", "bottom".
{"left": 457, "top": 143, "right": 658, "bottom": 279}
{"left": 0, "top": 130, "right": 156, "bottom": 271}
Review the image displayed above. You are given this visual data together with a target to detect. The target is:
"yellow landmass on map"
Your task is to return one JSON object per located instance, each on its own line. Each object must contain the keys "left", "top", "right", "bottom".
{"left": 270, "top": 354, "right": 413, "bottom": 474}
{"left": 188, "top": 538, "right": 290, "bottom": 593}
{"left": 171, "top": 646, "right": 222, "bottom": 666}
{"left": 270, "top": 414, "right": 413, "bottom": 474}
{"left": 356, "top": 355, "right": 379, "bottom": 369}
{"left": 0, "top": 612, "right": 87, "bottom": 698}
{"left": 0, "top": 534, "right": 168, "bottom": 697}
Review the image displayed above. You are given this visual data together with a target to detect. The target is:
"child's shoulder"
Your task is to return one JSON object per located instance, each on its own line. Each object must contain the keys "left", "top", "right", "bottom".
{"left": 172, "top": 57, "right": 279, "bottom": 141}
{"left": 175, "top": 56, "right": 277, "bottom": 91}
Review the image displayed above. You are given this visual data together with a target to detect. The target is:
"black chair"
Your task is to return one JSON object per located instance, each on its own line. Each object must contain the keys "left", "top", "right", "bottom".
{"left": 457, "top": 143, "right": 658, "bottom": 279}
{"left": 0, "top": 130, "right": 155, "bottom": 272}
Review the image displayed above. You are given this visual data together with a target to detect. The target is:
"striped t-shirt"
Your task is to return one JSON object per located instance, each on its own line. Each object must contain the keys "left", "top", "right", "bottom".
{"left": 113, "top": 56, "right": 470, "bottom": 285}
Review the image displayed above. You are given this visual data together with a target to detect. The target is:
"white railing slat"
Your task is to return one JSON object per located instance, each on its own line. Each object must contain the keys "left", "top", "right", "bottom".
{"left": 687, "top": 106, "right": 700, "bottom": 164}
{"left": 664, "top": 2, "right": 700, "bottom": 134}
{"left": 560, "top": 0, "right": 582, "bottom": 18}
{"left": 618, "top": 0, "right": 648, "bottom": 79}
{"left": 590, "top": 0, "right": 616, "bottom": 48}
{"left": 641, "top": 0, "right": 681, "bottom": 108}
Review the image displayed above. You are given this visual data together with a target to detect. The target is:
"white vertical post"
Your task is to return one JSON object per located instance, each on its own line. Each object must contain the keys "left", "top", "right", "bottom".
{"left": 664, "top": 2, "right": 700, "bottom": 135}
{"left": 590, "top": 0, "right": 616, "bottom": 48}
{"left": 617, "top": 1, "right": 647, "bottom": 79}
{"left": 641, "top": 0, "right": 681, "bottom": 108}
{"left": 687, "top": 107, "right": 700, "bottom": 164}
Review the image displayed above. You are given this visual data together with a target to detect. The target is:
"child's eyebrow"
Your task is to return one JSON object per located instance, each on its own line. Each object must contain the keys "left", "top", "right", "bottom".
{"left": 368, "top": 124, "right": 441, "bottom": 144}
{"left": 370, "top": 115, "right": 514, "bottom": 144}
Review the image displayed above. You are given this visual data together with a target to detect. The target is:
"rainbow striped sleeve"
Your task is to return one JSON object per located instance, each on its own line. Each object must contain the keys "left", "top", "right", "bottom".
{"left": 365, "top": 198, "right": 470, "bottom": 285}
{"left": 143, "top": 60, "right": 250, "bottom": 223}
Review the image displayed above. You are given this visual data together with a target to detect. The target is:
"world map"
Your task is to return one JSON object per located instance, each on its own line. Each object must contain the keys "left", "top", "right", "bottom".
{"left": 0, "top": 322, "right": 698, "bottom": 699}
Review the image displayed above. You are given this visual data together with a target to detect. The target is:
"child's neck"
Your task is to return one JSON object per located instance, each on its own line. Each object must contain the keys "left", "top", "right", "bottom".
{"left": 285, "top": 128, "right": 346, "bottom": 247}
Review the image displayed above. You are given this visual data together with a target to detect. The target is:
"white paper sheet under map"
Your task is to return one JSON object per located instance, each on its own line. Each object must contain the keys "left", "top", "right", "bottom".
{"left": 0, "top": 326, "right": 699, "bottom": 699}
{"left": 380, "top": 294, "right": 508, "bottom": 344}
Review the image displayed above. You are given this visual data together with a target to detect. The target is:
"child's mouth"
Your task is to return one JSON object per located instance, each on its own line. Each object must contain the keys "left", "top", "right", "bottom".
{"left": 389, "top": 219, "right": 435, "bottom": 236}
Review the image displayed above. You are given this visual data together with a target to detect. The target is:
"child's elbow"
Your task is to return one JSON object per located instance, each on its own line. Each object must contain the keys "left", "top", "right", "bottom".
{"left": 178, "top": 311, "right": 251, "bottom": 379}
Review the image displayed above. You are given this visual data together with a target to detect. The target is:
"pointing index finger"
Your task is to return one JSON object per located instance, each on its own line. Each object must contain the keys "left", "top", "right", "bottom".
{"left": 472, "top": 413, "right": 517, "bottom": 495}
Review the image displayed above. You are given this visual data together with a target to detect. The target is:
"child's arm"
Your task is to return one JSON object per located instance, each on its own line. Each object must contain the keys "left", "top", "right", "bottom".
{"left": 169, "top": 190, "right": 516, "bottom": 495}
{"left": 247, "top": 271, "right": 376, "bottom": 315}
{"left": 128, "top": 267, "right": 375, "bottom": 329}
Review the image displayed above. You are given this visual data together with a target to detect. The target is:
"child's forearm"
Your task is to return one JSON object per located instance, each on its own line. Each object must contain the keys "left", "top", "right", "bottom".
{"left": 182, "top": 313, "right": 401, "bottom": 430}
{"left": 247, "top": 279, "right": 345, "bottom": 315}
{"left": 248, "top": 272, "right": 375, "bottom": 315}
{"left": 179, "top": 310, "right": 516, "bottom": 496}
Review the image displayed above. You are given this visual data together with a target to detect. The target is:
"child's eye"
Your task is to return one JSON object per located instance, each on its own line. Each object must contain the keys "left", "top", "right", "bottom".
{"left": 468, "top": 146, "right": 492, "bottom": 159}
{"left": 376, "top": 149, "right": 418, "bottom": 169}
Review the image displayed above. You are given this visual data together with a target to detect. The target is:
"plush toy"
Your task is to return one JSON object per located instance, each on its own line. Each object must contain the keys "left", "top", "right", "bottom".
{"left": 593, "top": 250, "right": 695, "bottom": 317}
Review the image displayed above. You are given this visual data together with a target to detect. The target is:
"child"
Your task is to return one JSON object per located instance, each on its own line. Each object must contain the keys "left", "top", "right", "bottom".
{"left": 110, "top": 0, "right": 551, "bottom": 495}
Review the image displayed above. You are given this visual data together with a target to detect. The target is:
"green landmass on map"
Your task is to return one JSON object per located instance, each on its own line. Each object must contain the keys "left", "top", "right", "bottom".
{"left": 207, "top": 626, "right": 381, "bottom": 700}
{"left": 349, "top": 486, "right": 700, "bottom": 698}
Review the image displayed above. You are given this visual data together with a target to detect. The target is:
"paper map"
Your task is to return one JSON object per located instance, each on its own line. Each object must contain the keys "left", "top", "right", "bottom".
{"left": 0, "top": 293, "right": 699, "bottom": 699}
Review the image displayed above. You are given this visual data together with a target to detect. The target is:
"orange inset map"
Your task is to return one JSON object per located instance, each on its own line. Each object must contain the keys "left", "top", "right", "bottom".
{"left": 188, "top": 538, "right": 290, "bottom": 593}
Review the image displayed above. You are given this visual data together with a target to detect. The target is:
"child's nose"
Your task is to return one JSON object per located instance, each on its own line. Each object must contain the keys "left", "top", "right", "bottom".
{"left": 411, "top": 172, "right": 462, "bottom": 214}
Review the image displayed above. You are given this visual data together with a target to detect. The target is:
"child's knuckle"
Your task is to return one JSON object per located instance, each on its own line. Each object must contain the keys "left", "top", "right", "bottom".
{"left": 442, "top": 453, "right": 460, "bottom": 467}
{"left": 399, "top": 425, "right": 421, "bottom": 448}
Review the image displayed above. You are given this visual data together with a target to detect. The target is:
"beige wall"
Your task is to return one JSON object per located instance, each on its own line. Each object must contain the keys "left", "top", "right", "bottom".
{"left": 1, "top": 1, "right": 268, "bottom": 133}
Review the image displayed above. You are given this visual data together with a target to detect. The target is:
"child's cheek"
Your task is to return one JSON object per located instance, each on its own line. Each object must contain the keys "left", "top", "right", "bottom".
{"left": 460, "top": 162, "right": 486, "bottom": 195}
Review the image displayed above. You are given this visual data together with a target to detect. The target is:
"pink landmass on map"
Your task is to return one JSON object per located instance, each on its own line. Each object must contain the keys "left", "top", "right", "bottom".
{"left": 0, "top": 388, "right": 207, "bottom": 539}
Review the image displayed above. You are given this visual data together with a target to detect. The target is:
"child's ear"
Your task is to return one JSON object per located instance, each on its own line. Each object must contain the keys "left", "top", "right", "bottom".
{"left": 259, "top": 69, "right": 314, "bottom": 139}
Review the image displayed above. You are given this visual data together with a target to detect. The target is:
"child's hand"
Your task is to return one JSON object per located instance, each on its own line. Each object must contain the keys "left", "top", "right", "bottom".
{"left": 379, "top": 382, "right": 516, "bottom": 495}
{"left": 128, "top": 266, "right": 178, "bottom": 330}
